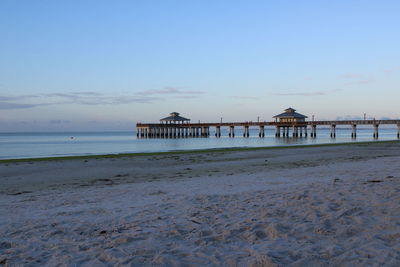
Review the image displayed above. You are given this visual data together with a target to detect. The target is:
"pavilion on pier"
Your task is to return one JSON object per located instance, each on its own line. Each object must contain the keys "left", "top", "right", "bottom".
{"left": 273, "top": 107, "right": 307, "bottom": 123}
{"left": 273, "top": 108, "right": 310, "bottom": 137}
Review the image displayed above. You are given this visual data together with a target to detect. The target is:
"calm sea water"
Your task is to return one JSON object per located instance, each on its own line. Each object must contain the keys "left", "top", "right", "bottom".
{"left": 0, "top": 126, "right": 399, "bottom": 159}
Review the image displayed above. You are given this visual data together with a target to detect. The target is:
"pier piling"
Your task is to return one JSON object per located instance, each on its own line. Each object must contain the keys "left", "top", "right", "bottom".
{"left": 275, "top": 126, "right": 280, "bottom": 137}
{"left": 259, "top": 126, "right": 265, "bottom": 137}
{"left": 310, "top": 125, "right": 317, "bottom": 138}
{"left": 398, "top": 124, "right": 400, "bottom": 139}
{"left": 215, "top": 126, "right": 221, "bottom": 137}
{"left": 243, "top": 126, "right": 249, "bottom": 137}
{"left": 330, "top": 124, "right": 336, "bottom": 138}
{"left": 373, "top": 124, "right": 379, "bottom": 139}
{"left": 229, "top": 126, "right": 235, "bottom": 138}
{"left": 351, "top": 124, "right": 357, "bottom": 138}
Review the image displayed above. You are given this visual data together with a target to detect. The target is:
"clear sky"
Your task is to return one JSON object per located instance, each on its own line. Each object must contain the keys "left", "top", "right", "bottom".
{"left": 1, "top": 0, "right": 400, "bottom": 131}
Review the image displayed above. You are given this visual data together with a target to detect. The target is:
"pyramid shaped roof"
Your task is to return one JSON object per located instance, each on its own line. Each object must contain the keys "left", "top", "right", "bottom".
{"left": 273, "top": 108, "right": 308, "bottom": 119}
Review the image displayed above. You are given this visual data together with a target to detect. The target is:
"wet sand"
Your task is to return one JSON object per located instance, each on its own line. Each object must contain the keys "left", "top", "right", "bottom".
{"left": 1, "top": 142, "right": 400, "bottom": 266}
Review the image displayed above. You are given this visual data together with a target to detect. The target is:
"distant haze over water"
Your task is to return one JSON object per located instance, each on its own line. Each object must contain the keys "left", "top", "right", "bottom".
{"left": 1, "top": 126, "right": 399, "bottom": 160}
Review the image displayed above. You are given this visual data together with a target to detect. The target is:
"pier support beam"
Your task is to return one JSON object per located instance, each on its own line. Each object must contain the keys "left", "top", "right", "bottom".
{"left": 330, "top": 124, "right": 336, "bottom": 138}
{"left": 286, "top": 127, "right": 289, "bottom": 137}
{"left": 351, "top": 124, "right": 357, "bottom": 138}
{"left": 310, "top": 125, "right": 317, "bottom": 138}
{"left": 215, "top": 126, "right": 221, "bottom": 137}
{"left": 275, "top": 126, "right": 280, "bottom": 137}
{"left": 305, "top": 126, "right": 308, "bottom": 137}
{"left": 398, "top": 124, "right": 400, "bottom": 139}
{"left": 373, "top": 124, "right": 379, "bottom": 139}
{"left": 243, "top": 126, "right": 249, "bottom": 137}
{"left": 259, "top": 126, "right": 265, "bottom": 137}
{"left": 229, "top": 126, "right": 235, "bottom": 137}
{"left": 204, "top": 127, "right": 210, "bottom": 137}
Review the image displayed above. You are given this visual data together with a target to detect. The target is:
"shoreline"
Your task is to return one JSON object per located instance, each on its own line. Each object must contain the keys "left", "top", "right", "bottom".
{"left": 1, "top": 141, "right": 400, "bottom": 265}
{"left": 1, "top": 139, "right": 399, "bottom": 163}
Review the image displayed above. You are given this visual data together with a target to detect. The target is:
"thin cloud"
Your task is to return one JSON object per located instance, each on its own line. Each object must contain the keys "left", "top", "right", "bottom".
{"left": 0, "top": 95, "right": 40, "bottom": 101}
{"left": 175, "top": 95, "right": 199, "bottom": 99}
{"left": 337, "top": 73, "right": 362, "bottom": 79}
{"left": 50, "top": 120, "right": 71, "bottom": 124}
{"left": 0, "top": 92, "right": 161, "bottom": 110}
{"left": 383, "top": 67, "right": 400, "bottom": 74}
{"left": 335, "top": 115, "right": 397, "bottom": 120}
{"left": 43, "top": 92, "right": 161, "bottom": 105}
{"left": 336, "top": 115, "right": 363, "bottom": 120}
{"left": 272, "top": 89, "right": 342, "bottom": 97}
{"left": 73, "top": 92, "right": 103, "bottom": 96}
{"left": 0, "top": 102, "right": 51, "bottom": 109}
{"left": 379, "top": 116, "right": 400, "bottom": 120}
{"left": 231, "top": 96, "right": 259, "bottom": 100}
{"left": 344, "top": 79, "right": 374, "bottom": 86}
{"left": 110, "top": 96, "right": 161, "bottom": 104}
{"left": 0, "top": 87, "right": 204, "bottom": 110}
{"left": 137, "top": 87, "right": 204, "bottom": 96}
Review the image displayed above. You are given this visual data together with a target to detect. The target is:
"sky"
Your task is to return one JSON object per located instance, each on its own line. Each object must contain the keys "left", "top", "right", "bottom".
{"left": 1, "top": 0, "right": 400, "bottom": 132}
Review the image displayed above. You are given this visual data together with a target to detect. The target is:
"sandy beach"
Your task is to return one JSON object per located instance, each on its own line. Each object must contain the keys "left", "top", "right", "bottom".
{"left": 1, "top": 142, "right": 400, "bottom": 266}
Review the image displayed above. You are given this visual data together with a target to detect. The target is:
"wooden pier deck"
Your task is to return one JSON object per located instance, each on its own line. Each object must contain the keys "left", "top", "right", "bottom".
{"left": 136, "top": 120, "right": 400, "bottom": 139}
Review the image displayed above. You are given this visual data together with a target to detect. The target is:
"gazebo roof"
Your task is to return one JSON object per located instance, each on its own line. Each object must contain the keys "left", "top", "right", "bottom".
{"left": 273, "top": 108, "right": 308, "bottom": 119}
{"left": 160, "top": 112, "right": 190, "bottom": 122}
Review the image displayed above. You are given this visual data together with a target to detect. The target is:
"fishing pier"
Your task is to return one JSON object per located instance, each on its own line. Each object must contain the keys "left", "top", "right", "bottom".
{"left": 136, "top": 109, "right": 400, "bottom": 139}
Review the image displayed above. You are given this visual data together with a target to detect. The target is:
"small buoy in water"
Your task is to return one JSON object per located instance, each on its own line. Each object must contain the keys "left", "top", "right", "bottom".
{"left": 70, "top": 137, "right": 74, "bottom": 139}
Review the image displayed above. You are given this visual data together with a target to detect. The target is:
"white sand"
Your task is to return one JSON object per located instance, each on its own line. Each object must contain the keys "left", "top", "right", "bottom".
{"left": 1, "top": 142, "right": 400, "bottom": 266}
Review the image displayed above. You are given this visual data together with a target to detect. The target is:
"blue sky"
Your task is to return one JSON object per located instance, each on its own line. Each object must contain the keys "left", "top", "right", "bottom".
{"left": 1, "top": 0, "right": 400, "bottom": 131}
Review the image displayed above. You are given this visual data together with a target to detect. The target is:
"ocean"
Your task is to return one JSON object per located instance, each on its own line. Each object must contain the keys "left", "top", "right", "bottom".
{"left": 0, "top": 126, "right": 399, "bottom": 159}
